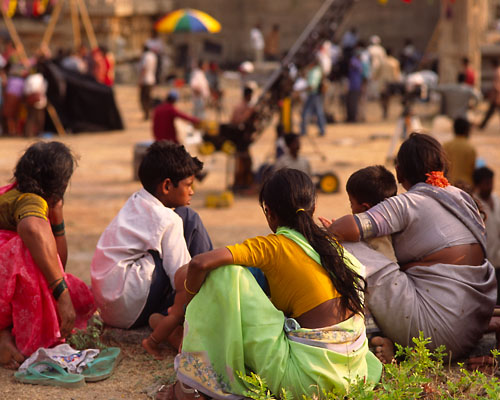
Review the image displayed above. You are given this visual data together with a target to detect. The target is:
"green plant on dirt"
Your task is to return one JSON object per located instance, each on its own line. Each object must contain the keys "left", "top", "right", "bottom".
{"left": 238, "top": 332, "right": 500, "bottom": 400}
{"left": 68, "top": 314, "right": 106, "bottom": 350}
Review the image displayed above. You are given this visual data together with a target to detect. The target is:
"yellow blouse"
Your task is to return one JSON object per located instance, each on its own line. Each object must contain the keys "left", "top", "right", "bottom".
{"left": 227, "top": 234, "right": 339, "bottom": 318}
{"left": 0, "top": 189, "right": 48, "bottom": 231}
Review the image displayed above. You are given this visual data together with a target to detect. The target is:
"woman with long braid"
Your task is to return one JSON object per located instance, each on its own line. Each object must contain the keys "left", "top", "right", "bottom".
{"left": 164, "top": 168, "right": 381, "bottom": 400}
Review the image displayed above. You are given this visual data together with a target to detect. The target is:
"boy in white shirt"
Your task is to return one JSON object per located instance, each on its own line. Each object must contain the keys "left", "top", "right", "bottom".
{"left": 91, "top": 141, "right": 212, "bottom": 329}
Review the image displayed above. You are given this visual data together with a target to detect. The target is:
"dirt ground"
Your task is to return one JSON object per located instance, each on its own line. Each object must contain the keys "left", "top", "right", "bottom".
{"left": 1, "top": 83, "right": 500, "bottom": 399}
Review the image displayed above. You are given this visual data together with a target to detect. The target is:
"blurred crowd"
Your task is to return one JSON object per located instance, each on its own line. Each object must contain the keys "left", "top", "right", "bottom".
{"left": 0, "top": 40, "right": 115, "bottom": 138}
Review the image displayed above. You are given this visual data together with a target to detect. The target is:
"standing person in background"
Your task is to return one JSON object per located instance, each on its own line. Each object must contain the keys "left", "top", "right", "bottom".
{"left": 379, "top": 48, "right": 402, "bottom": 119}
{"left": 341, "top": 27, "right": 358, "bottom": 51}
{"left": 436, "top": 73, "right": 481, "bottom": 121}
{"left": 400, "top": 38, "right": 419, "bottom": 75}
{"left": 300, "top": 59, "right": 326, "bottom": 137}
{"left": 367, "top": 35, "right": 387, "bottom": 100}
{"left": 189, "top": 60, "right": 210, "bottom": 120}
{"left": 358, "top": 41, "right": 372, "bottom": 122}
{"left": 264, "top": 24, "right": 280, "bottom": 61}
{"left": 473, "top": 167, "right": 500, "bottom": 303}
{"left": 3, "top": 64, "right": 25, "bottom": 136}
{"left": 23, "top": 66, "right": 48, "bottom": 137}
{"left": 462, "top": 57, "right": 475, "bottom": 87}
{"left": 101, "top": 46, "right": 115, "bottom": 87}
{"left": 346, "top": 48, "right": 363, "bottom": 123}
{"left": 146, "top": 30, "right": 165, "bottom": 85}
{"left": 479, "top": 59, "right": 500, "bottom": 131}
{"left": 250, "top": 23, "right": 264, "bottom": 64}
{"left": 443, "top": 117, "right": 476, "bottom": 187}
{"left": 91, "top": 47, "right": 107, "bottom": 84}
{"left": 152, "top": 90, "right": 200, "bottom": 144}
{"left": 138, "top": 44, "right": 157, "bottom": 121}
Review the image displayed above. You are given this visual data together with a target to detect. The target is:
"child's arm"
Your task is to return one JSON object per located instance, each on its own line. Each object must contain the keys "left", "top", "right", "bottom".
{"left": 184, "top": 248, "right": 234, "bottom": 302}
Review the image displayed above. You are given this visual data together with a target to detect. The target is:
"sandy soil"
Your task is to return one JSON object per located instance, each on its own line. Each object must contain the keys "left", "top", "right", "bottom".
{"left": 0, "top": 83, "right": 499, "bottom": 399}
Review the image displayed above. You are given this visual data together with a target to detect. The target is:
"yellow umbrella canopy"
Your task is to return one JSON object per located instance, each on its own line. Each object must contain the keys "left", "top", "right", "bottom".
{"left": 155, "top": 8, "right": 221, "bottom": 33}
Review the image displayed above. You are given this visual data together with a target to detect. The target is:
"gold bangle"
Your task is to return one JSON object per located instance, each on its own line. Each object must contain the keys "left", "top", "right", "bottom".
{"left": 183, "top": 279, "right": 198, "bottom": 295}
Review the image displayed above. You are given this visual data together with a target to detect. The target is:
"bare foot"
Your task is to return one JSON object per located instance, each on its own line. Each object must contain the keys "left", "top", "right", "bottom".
{"left": 142, "top": 337, "right": 164, "bottom": 360}
{"left": 370, "top": 336, "right": 394, "bottom": 364}
{"left": 0, "top": 329, "right": 25, "bottom": 369}
{"left": 149, "top": 313, "right": 164, "bottom": 330}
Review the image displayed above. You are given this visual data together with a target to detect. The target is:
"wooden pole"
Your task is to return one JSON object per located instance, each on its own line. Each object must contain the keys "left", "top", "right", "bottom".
{"left": 75, "top": 0, "right": 98, "bottom": 49}
{"left": 0, "top": 8, "right": 28, "bottom": 62}
{"left": 70, "top": 0, "right": 81, "bottom": 50}
{"left": 41, "top": 0, "right": 64, "bottom": 49}
{"left": 47, "top": 102, "right": 66, "bottom": 136}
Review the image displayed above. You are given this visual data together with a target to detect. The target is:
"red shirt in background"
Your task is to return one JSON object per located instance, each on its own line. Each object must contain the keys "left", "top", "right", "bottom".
{"left": 152, "top": 102, "right": 200, "bottom": 143}
{"left": 465, "top": 67, "right": 475, "bottom": 86}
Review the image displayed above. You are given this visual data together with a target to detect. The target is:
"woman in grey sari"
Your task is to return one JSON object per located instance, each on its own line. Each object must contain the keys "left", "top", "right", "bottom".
{"left": 320, "top": 133, "right": 497, "bottom": 362}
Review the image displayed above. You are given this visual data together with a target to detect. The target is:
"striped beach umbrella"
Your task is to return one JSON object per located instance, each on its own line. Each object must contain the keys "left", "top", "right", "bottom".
{"left": 155, "top": 8, "right": 221, "bottom": 34}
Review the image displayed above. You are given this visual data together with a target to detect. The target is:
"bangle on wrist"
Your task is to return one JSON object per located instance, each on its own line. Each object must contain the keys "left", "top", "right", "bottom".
{"left": 183, "top": 279, "right": 198, "bottom": 296}
{"left": 51, "top": 221, "right": 65, "bottom": 233}
{"left": 53, "top": 230, "right": 66, "bottom": 237}
{"left": 52, "top": 278, "right": 68, "bottom": 301}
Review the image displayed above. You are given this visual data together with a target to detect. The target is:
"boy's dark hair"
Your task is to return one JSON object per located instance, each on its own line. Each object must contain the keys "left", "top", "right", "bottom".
{"left": 453, "top": 117, "right": 470, "bottom": 137}
{"left": 259, "top": 168, "right": 366, "bottom": 316}
{"left": 457, "top": 73, "right": 466, "bottom": 84}
{"left": 473, "top": 166, "right": 494, "bottom": 186}
{"left": 396, "top": 132, "right": 448, "bottom": 186}
{"left": 139, "top": 141, "right": 203, "bottom": 194}
{"left": 346, "top": 165, "right": 397, "bottom": 206}
{"left": 283, "top": 133, "right": 299, "bottom": 148}
{"left": 14, "top": 141, "right": 76, "bottom": 202}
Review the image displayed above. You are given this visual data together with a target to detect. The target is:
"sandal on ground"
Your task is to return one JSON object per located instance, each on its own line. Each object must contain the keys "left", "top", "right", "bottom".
{"left": 14, "top": 361, "right": 85, "bottom": 388}
{"left": 81, "top": 347, "right": 122, "bottom": 382}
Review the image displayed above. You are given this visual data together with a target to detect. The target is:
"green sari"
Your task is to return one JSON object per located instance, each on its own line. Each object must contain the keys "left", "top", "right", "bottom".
{"left": 175, "top": 228, "right": 382, "bottom": 399}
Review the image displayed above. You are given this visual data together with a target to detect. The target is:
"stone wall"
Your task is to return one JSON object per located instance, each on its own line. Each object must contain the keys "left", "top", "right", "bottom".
{"left": 170, "top": 0, "right": 440, "bottom": 65}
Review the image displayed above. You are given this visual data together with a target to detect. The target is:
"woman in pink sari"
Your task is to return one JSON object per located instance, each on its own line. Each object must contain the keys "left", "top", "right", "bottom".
{"left": 0, "top": 141, "right": 95, "bottom": 369}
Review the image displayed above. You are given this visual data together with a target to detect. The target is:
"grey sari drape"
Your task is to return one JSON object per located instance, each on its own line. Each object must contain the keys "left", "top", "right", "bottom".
{"left": 345, "top": 184, "right": 497, "bottom": 359}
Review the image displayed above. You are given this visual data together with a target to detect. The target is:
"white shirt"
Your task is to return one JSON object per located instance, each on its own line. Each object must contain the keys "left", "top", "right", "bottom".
{"left": 250, "top": 28, "right": 264, "bottom": 50}
{"left": 190, "top": 68, "right": 210, "bottom": 98}
{"left": 140, "top": 50, "right": 157, "bottom": 86}
{"left": 23, "top": 73, "right": 48, "bottom": 109}
{"left": 91, "top": 189, "right": 190, "bottom": 328}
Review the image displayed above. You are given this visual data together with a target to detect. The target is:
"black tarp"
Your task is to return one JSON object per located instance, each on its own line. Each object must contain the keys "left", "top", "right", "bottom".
{"left": 40, "top": 61, "right": 124, "bottom": 133}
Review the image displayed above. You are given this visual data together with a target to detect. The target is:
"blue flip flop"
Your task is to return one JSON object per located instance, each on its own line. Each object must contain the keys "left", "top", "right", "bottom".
{"left": 14, "top": 361, "right": 86, "bottom": 388}
{"left": 81, "top": 347, "right": 122, "bottom": 382}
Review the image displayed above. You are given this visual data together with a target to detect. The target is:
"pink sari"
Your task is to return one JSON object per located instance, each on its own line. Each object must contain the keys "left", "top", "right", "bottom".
{"left": 0, "top": 183, "right": 96, "bottom": 356}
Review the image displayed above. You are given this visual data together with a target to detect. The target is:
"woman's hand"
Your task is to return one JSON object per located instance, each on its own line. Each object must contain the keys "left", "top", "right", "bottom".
{"left": 56, "top": 289, "right": 76, "bottom": 338}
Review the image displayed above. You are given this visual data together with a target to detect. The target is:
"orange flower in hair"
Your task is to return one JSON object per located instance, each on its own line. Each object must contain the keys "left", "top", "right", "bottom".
{"left": 425, "top": 171, "right": 449, "bottom": 188}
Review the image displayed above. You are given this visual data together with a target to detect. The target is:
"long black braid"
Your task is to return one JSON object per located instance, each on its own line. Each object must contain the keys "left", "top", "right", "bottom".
{"left": 259, "top": 168, "right": 365, "bottom": 315}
